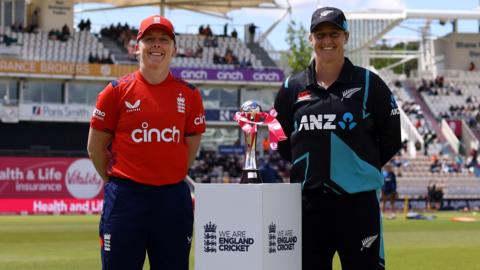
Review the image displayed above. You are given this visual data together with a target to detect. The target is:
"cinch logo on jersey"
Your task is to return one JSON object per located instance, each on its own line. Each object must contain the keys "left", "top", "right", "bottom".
{"left": 92, "top": 108, "right": 106, "bottom": 120}
{"left": 194, "top": 113, "right": 206, "bottom": 125}
{"left": 298, "top": 114, "right": 336, "bottom": 131}
{"left": 130, "top": 122, "right": 180, "bottom": 143}
{"left": 125, "top": 100, "right": 141, "bottom": 112}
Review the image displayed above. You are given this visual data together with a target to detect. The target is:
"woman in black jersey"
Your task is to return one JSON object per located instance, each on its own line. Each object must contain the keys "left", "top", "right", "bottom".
{"left": 274, "top": 7, "right": 401, "bottom": 270}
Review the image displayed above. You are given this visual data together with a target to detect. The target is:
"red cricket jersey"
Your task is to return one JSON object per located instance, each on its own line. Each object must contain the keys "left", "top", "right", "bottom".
{"left": 90, "top": 71, "right": 206, "bottom": 186}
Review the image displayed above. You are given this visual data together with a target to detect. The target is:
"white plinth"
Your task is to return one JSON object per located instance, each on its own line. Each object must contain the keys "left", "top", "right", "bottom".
{"left": 194, "top": 183, "right": 302, "bottom": 270}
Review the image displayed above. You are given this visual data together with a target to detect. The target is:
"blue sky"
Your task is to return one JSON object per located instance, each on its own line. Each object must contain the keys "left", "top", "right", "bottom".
{"left": 74, "top": 0, "right": 480, "bottom": 50}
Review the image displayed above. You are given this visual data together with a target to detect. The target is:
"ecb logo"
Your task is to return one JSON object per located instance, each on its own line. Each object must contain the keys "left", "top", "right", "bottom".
{"left": 268, "top": 222, "right": 277, "bottom": 253}
{"left": 203, "top": 221, "right": 217, "bottom": 253}
{"left": 267, "top": 222, "right": 298, "bottom": 253}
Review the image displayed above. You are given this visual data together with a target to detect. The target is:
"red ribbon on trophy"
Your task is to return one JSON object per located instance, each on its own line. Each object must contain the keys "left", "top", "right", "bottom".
{"left": 234, "top": 108, "right": 287, "bottom": 150}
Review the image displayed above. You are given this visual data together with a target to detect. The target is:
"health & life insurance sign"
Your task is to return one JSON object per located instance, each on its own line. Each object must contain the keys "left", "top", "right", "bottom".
{"left": 0, "top": 157, "right": 104, "bottom": 214}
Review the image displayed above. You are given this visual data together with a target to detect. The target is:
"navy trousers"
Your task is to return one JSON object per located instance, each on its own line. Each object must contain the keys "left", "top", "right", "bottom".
{"left": 100, "top": 177, "right": 193, "bottom": 270}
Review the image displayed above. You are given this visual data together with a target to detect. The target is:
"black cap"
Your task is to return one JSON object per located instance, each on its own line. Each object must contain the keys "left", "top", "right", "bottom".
{"left": 310, "top": 7, "right": 348, "bottom": 32}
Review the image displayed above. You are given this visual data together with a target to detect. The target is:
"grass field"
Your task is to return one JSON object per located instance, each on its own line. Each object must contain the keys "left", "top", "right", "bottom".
{"left": 0, "top": 211, "right": 479, "bottom": 270}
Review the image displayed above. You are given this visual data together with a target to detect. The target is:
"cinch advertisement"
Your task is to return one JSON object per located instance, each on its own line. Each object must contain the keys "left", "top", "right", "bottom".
{"left": 0, "top": 157, "right": 104, "bottom": 214}
{"left": 0, "top": 59, "right": 284, "bottom": 82}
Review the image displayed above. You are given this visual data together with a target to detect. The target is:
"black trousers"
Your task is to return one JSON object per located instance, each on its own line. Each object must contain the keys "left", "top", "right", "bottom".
{"left": 302, "top": 190, "right": 385, "bottom": 270}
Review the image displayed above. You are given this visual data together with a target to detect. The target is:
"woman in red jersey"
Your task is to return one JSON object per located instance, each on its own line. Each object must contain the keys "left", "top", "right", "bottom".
{"left": 87, "top": 15, "right": 205, "bottom": 270}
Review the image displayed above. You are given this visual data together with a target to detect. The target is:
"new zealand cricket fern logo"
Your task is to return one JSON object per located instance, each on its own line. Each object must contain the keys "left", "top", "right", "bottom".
{"left": 268, "top": 222, "right": 277, "bottom": 253}
{"left": 204, "top": 222, "right": 217, "bottom": 253}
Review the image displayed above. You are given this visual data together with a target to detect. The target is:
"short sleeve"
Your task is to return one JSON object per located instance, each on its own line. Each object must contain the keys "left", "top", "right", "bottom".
{"left": 185, "top": 88, "right": 206, "bottom": 136}
{"left": 90, "top": 83, "right": 119, "bottom": 133}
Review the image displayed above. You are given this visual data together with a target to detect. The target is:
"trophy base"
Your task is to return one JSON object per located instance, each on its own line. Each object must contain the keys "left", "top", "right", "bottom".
{"left": 240, "top": 169, "right": 262, "bottom": 184}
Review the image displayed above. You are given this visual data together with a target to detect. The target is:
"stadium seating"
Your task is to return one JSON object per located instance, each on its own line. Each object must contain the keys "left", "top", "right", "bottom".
{"left": 4, "top": 26, "right": 266, "bottom": 69}
{"left": 416, "top": 71, "right": 480, "bottom": 119}
{"left": 172, "top": 34, "right": 263, "bottom": 69}
{"left": 1, "top": 28, "right": 110, "bottom": 63}
{"left": 378, "top": 73, "right": 480, "bottom": 201}
{"left": 395, "top": 154, "right": 480, "bottom": 200}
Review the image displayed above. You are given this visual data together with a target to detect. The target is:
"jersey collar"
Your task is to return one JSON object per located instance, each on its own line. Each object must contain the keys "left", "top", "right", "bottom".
{"left": 136, "top": 70, "right": 174, "bottom": 86}
{"left": 306, "top": 57, "right": 354, "bottom": 87}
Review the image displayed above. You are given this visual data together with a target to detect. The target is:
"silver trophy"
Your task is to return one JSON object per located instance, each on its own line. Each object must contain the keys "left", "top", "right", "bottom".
{"left": 239, "top": 100, "right": 263, "bottom": 183}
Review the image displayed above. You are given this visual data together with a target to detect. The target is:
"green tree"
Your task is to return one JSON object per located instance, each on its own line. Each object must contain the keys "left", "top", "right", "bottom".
{"left": 283, "top": 20, "right": 312, "bottom": 74}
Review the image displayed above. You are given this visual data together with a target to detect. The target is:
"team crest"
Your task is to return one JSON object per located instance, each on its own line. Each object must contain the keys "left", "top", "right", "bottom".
{"left": 177, "top": 94, "right": 186, "bottom": 113}
{"left": 320, "top": 10, "right": 334, "bottom": 17}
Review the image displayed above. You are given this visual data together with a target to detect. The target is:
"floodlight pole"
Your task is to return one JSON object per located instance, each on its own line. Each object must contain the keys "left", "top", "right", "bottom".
{"left": 160, "top": 0, "right": 165, "bottom": 16}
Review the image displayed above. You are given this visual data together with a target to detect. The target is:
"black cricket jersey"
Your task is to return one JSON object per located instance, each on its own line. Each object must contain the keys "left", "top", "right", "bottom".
{"left": 274, "top": 58, "right": 401, "bottom": 194}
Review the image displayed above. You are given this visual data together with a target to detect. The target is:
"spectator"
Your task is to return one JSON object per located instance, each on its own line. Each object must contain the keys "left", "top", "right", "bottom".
{"left": 61, "top": 24, "right": 70, "bottom": 41}
{"left": 224, "top": 51, "right": 234, "bottom": 64}
{"left": 100, "top": 23, "right": 138, "bottom": 62}
{"left": 381, "top": 164, "right": 398, "bottom": 216}
{"left": 223, "top": 23, "right": 228, "bottom": 37}
{"left": 469, "top": 61, "right": 476, "bottom": 71}
{"left": 30, "top": 7, "right": 40, "bottom": 33}
{"left": 259, "top": 158, "right": 282, "bottom": 183}
{"left": 423, "top": 131, "right": 437, "bottom": 156}
{"left": 184, "top": 47, "right": 194, "bottom": 58}
{"left": 204, "top": 24, "right": 213, "bottom": 36}
{"left": 231, "top": 28, "right": 238, "bottom": 39}
{"left": 0, "top": 34, "right": 18, "bottom": 46}
{"left": 239, "top": 57, "right": 252, "bottom": 68}
{"left": 427, "top": 180, "right": 444, "bottom": 210}
{"left": 85, "top": 19, "right": 91, "bottom": 31}
{"left": 11, "top": 21, "right": 23, "bottom": 32}
{"left": 203, "top": 36, "right": 218, "bottom": 47}
{"left": 88, "top": 53, "right": 98, "bottom": 63}
{"left": 248, "top": 23, "right": 257, "bottom": 43}
{"left": 194, "top": 46, "right": 203, "bottom": 58}
{"left": 176, "top": 46, "right": 186, "bottom": 57}
{"left": 223, "top": 49, "right": 238, "bottom": 65}
{"left": 48, "top": 29, "right": 62, "bottom": 41}
{"left": 78, "top": 19, "right": 85, "bottom": 31}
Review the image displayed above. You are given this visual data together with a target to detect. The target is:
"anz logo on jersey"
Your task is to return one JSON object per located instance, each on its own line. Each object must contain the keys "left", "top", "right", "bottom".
{"left": 298, "top": 114, "right": 336, "bottom": 131}
{"left": 297, "top": 112, "right": 358, "bottom": 132}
